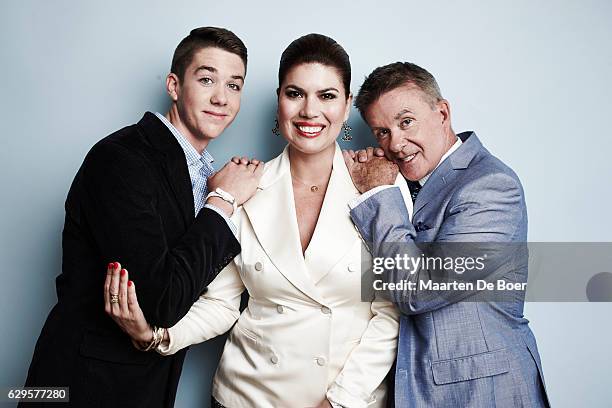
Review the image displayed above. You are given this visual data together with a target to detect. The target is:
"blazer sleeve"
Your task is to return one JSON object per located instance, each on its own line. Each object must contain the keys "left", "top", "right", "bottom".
{"left": 326, "top": 298, "right": 399, "bottom": 408}
{"left": 156, "top": 259, "right": 245, "bottom": 355}
{"left": 79, "top": 140, "right": 240, "bottom": 327}
{"left": 350, "top": 172, "right": 526, "bottom": 315}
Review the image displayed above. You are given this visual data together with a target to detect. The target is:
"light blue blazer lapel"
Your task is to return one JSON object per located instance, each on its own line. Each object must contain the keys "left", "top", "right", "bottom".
{"left": 413, "top": 132, "right": 482, "bottom": 218}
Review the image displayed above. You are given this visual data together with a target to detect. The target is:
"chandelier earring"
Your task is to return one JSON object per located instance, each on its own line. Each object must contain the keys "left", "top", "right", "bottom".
{"left": 272, "top": 119, "right": 280, "bottom": 136}
{"left": 341, "top": 122, "right": 352, "bottom": 141}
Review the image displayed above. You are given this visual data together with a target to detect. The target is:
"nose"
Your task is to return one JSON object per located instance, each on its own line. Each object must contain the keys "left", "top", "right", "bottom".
{"left": 210, "top": 84, "right": 228, "bottom": 106}
{"left": 299, "top": 95, "right": 319, "bottom": 119}
{"left": 388, "top": 131, "right": 407, "bottom": 154}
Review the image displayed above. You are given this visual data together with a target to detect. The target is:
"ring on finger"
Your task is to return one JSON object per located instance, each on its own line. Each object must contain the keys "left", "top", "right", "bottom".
{"left": 110, "top": 293, "right": 120, "bottom": 304}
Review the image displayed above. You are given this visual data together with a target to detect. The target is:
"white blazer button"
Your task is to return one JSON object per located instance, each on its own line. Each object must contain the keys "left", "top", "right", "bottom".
{"left": 254, "top": 261, "right": 263, "bottom": 271}
{"left": 277, "top": 305, "right": 284, "bottom": 314}
{"left": 347, "top": 263, "right": 357, "bottom": 272}
{"left": 316, "top": 357, "right": 326, "bottom": 366}
{"left": 321, "top": 306, "right": 331, "bottom": 315}
{"left": 271, "top": 355, "right": 279, "bottom": 364}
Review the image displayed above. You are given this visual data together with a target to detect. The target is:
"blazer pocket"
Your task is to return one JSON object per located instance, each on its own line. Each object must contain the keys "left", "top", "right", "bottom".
{"left": 431, "top": 348, "right": 509, "bottom": 385}
{"left": 231, "top": 323, "right": 279, "bottom": 366}
{"left": 234, "top": 323, "right": 261, "bottom": 344}
{"left": 79, "top": 329, "right": 152, "bottom": 366}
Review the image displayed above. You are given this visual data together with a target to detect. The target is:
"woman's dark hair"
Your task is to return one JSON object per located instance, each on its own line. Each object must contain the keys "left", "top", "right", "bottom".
{"left": 278, "top": 33, "right": 351, "bottom": 98}
{"left": 171, "top": 26, "right": 248, "bottom": 81}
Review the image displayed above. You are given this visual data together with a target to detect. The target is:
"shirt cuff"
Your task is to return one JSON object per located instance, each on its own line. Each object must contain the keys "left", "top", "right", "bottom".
{"left": 348, "top": 185, "right": 398, "bottom": 210}
{"left": 204, "top": 203, "right": 237, "bottom": 237}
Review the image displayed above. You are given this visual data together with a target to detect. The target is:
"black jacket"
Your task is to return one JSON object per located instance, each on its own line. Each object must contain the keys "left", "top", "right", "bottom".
{"left": 22, "top": 112, "right": 240, "bottom": 407}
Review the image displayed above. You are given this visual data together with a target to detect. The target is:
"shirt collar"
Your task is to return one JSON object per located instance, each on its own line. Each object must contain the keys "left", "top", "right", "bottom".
{"left": 154, "top": 112, "right": 214, "bottom": 167}
{"left": 419, "top": 136, "right": 462, "bottom": 186}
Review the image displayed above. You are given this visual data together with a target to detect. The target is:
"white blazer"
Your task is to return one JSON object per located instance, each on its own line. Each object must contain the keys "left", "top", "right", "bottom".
{"left": 158, "top": 144, "right": 399, "bottom": 408}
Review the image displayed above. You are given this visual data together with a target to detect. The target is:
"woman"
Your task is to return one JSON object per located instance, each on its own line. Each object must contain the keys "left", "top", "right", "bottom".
{"left": 105, "top": 34, "right": 399, "bottom": 408}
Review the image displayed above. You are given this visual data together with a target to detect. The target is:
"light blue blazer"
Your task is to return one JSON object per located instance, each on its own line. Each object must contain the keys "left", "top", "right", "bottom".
{"left": 350, "top": 132, "right": 549, "bottom": 407}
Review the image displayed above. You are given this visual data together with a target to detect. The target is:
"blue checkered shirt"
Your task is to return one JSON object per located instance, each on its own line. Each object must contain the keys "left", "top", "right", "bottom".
{"left": 155, "top": 112, "right": 236, "bottom": 235}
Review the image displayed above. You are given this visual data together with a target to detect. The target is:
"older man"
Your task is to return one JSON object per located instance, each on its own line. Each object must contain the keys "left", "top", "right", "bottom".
{"left": 344, "top": 62, "right": 549, "bottom": 407}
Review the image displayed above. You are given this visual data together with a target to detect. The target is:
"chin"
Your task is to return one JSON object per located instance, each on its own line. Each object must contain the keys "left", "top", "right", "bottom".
{"left": 399, "top": 166, "right": 422, "bottom": 182}
{"left": 290, "top": 137, "right": 335, "bottom": 155}
{"left": 200, "top": 124, "right": 226, "bottom": 139}
{"left": 400, "top": 156, "right": 432, "bottom": 180}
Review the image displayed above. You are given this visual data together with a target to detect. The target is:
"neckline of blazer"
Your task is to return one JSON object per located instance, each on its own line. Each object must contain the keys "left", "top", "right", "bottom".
{"left": 242, "top": 143, "right": 361, "bottom": 304}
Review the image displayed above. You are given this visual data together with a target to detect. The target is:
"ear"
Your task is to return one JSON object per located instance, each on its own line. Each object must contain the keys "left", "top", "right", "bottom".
{"left": 437, "top": 99, "right": 451, "bottom": 130}
{"left": 166, "top": 73, "right": 180, "bottom": 102}
{"left": 343, "top": 93, "right": 354, "bottom": 123}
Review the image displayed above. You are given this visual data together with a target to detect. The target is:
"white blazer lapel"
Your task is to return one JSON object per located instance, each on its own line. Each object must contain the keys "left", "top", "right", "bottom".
{"left": 243, "top": 146, "right": 326, "bottom": 304}
{"left": 304, "top": 144, "right": 362, "bottom": 284}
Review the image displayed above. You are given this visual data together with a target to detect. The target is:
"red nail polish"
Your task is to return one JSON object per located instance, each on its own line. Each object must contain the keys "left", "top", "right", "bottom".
{"left": 121, "top": 269, "right": 126, "bottom": 276}
{"left": 107, "top": 262, "right": 113, "bottom": 269}
{"left": 113, "top": 262, "right": 118, "bottom": 270}
{"left": 128, "top": 281, "right": 132, "bottom": 287}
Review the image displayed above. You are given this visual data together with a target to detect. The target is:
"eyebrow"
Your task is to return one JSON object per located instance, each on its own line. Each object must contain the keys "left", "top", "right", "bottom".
{"left": 285, "top": 84, "right": 339, "bottom": 93}
{"left": 319, "top": 87, "right": 339, "bottom": 93}
{"left": 394, "top": 109, "right": 414, "bottom": 120}
{"left": 194, "top": 65, "right": 244, "bottom": 83}
{"left": 369, "top": 109, "right": 414, "bottom": 131}
{"left": 195, "top": 65, "right": 216, "bottom": 74}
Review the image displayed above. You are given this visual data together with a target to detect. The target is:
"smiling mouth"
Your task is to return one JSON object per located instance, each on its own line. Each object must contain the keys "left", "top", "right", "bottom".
{"left": 398, "top": 152, "right": 418, "bottom": 163}
{"left": 203, "top": 110, "right": 227, "bottom": 119}
{"left": 294, "top": 123, "right": 326, "bottom": 138}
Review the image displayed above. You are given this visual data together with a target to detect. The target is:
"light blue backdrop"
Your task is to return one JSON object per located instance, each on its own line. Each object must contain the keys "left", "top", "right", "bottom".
{"left": 1, "top": 1, "right": 611, "bottom": 407}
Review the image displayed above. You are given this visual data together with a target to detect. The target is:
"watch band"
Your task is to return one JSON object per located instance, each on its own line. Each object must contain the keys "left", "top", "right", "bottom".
{"left": 205, "top": 188, "right": 238, "bottom": 212}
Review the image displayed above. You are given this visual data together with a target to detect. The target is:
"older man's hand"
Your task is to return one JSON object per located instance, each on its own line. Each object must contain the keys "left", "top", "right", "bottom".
{"left": 342, "top": 147, "right": 399, "bottom": 193}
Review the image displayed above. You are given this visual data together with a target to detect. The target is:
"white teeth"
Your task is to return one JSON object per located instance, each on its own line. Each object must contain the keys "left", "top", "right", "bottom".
{"left": 402, "top": 153, "right": 416, "bottom": 162}
{"left": 297, "top": 125, "right": 324, "bottom": 133}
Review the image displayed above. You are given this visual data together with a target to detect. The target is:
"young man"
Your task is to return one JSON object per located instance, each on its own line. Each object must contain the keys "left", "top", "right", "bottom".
{"left": 22, "top": 27, "right": 262, "bottom": 407}
{"left": 344, "top": 62, "right": 549, "bottom": 407}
